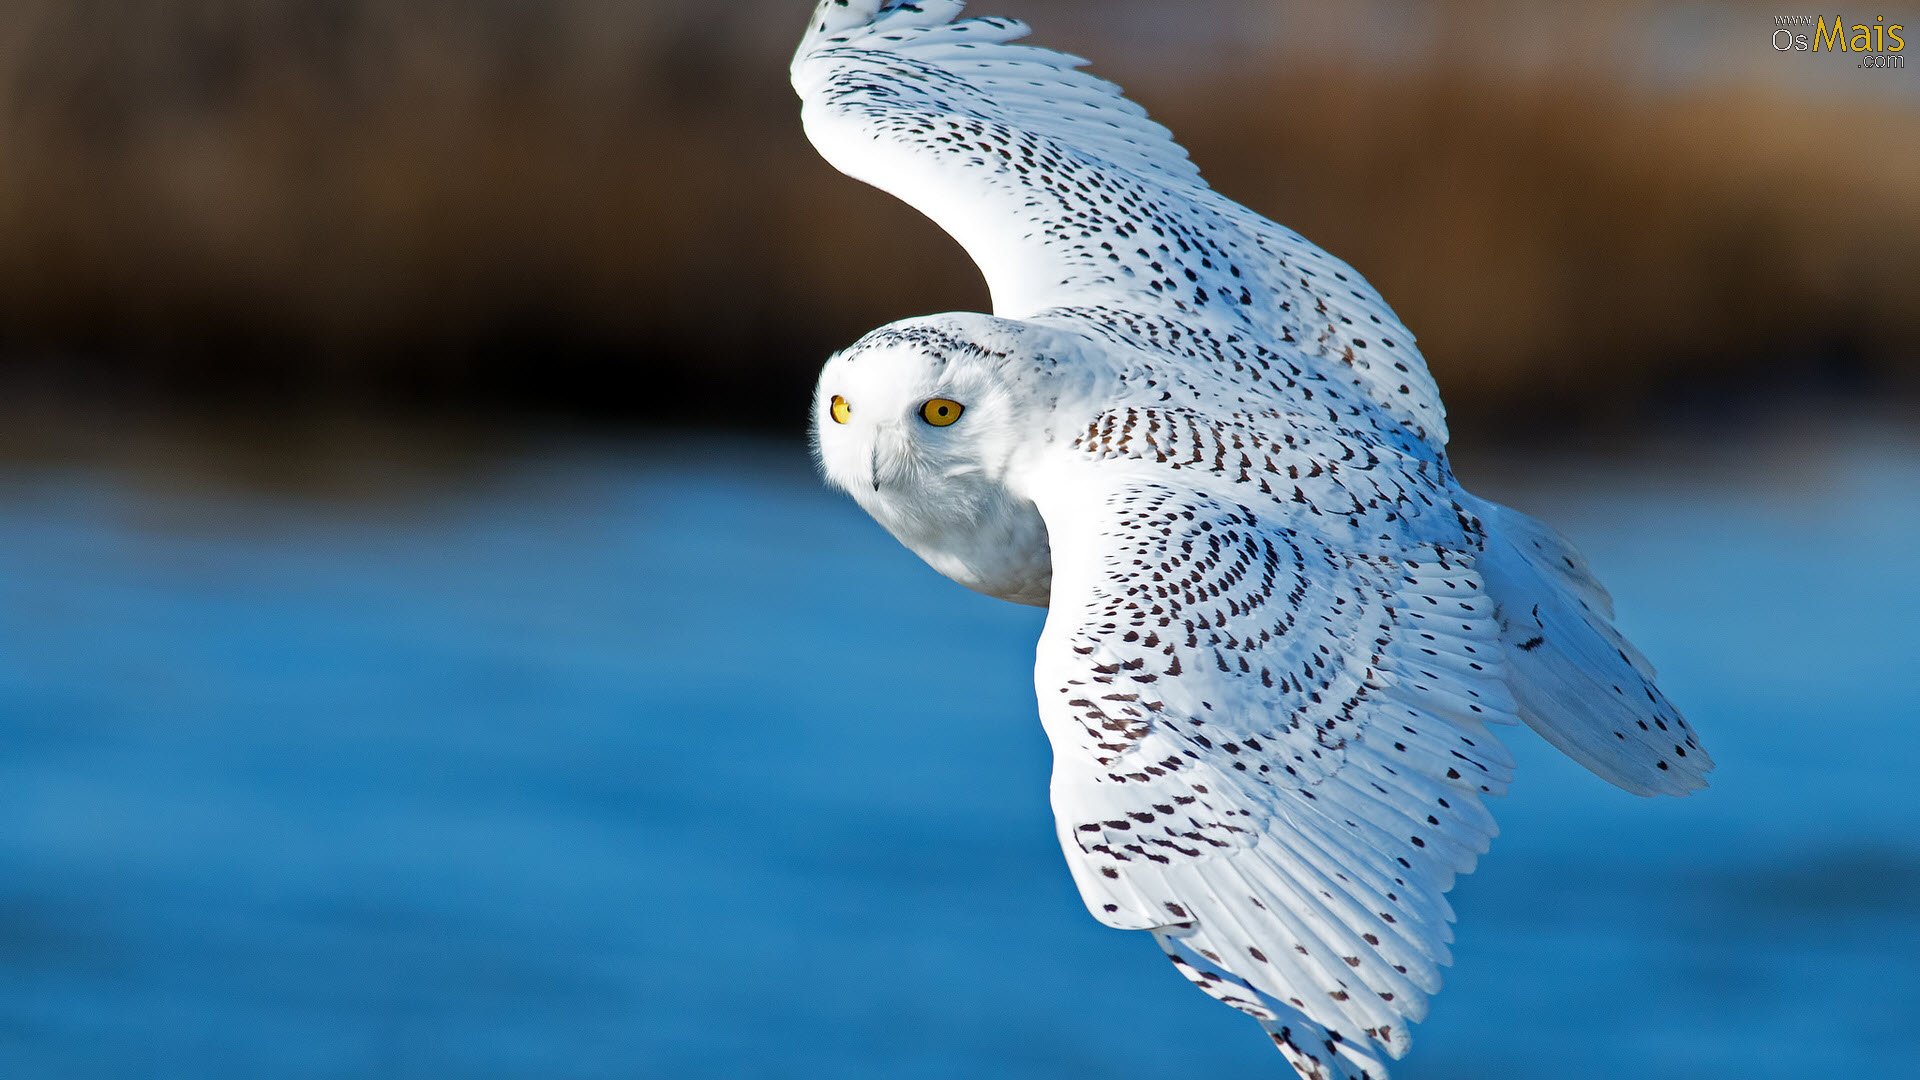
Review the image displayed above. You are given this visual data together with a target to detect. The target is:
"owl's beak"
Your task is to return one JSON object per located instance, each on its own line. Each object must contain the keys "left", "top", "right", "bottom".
{"left": 866, "top": 424, "right": 912, "bottom": 492}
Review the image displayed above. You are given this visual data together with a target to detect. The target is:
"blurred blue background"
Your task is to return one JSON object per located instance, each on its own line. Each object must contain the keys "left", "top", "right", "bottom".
{"left": 2, "top": 411, "right": 1916, "bottom": 1079}
{"left": 2, "top": 0, "right": 1919, "bottom": 1077}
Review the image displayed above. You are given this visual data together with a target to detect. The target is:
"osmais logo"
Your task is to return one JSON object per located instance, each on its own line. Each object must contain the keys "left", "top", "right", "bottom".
{"left": 1773, "top": 15, "right": 1907, "bottom": 68}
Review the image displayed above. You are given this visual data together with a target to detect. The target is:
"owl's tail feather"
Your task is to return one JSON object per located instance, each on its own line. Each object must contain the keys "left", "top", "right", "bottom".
{"left": 1153, "top": 928, "right": 1391, "bottom": 1080}
{"left": 1466, "top": 494, "right": 1713, "bottom": 797}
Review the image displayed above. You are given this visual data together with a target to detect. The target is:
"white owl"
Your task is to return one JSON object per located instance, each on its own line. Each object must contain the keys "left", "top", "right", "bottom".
{"left": 794, "top": 4, "right": 1711, "bottom": 1077}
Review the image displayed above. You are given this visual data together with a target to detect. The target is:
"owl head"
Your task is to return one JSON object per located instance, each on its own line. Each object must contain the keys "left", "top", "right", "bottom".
{"left": 812, "top": 313, "right": 1049, "bottom": 503}
{"left": 810, "top": 312, "right": 1077, "bottom": 606}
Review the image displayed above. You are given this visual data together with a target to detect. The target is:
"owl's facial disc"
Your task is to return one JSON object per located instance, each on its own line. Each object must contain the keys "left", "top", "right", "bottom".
{"left": 815, "top": 345, "right": 983, "bottom": 498}
{"left": 807, "top": 314, "right": 1053, "bottom": 608}
{"left": 826, "top": 389, "right": 969, "bottom": 490}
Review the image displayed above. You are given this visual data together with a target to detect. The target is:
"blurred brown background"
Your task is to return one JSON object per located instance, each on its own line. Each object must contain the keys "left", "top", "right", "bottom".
{"left": 0, "top": 0, "right": 1914, "bottom": 435}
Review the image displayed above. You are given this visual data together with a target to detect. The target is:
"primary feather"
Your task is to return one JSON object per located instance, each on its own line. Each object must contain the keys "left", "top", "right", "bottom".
{"left": 796, "top": 4, "right": 1711, "bottom": 1077}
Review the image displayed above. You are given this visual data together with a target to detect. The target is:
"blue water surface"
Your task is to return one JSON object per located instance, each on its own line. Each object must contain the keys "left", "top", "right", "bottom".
{"left": 0, "top": 420, "right": 1916, "bottom": 1079}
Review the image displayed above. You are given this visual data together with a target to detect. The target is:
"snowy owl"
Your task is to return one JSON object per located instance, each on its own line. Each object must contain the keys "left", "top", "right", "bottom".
{"left": 794, "top": 3, "right": 1711, "bottom": 1077}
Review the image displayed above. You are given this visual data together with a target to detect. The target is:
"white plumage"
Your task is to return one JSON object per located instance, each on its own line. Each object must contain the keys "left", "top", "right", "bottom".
{"left": 795, "top": 4, "right": 1711, "bottom": 1077}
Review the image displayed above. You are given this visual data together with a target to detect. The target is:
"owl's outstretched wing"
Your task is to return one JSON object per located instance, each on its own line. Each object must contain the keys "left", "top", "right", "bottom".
{"left": 792, "top": 0, "right": 1449, "bottom": 447}
{"left": 1019, "top": 406, "right": 1521, "bottom": 1078}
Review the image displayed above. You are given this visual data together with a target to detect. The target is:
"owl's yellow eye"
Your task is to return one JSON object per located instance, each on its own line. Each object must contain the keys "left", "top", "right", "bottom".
{"left": 921, "top": 398, "right": 965, "bottom": 427}
{"left": 830, "top": 395, "right": 852, "bottom": 425}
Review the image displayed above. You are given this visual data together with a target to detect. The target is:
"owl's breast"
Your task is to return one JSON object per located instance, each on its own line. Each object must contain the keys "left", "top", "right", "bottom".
{"left": 863, "top": 475, "right": 1054, "bottom": 608}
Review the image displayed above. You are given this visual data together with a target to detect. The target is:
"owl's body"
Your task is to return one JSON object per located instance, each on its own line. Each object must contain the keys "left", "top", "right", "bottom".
{"left": 797, "top": 4, "right": 1710, "bottom": 1078}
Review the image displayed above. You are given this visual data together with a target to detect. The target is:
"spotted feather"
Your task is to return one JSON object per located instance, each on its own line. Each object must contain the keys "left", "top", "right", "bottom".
{"left": 793, "top": 0, "right": 1449, "bottom": 446}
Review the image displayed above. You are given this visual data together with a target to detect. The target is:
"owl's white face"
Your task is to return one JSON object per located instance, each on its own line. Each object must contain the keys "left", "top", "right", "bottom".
{"left": 811, "top": 316, "right": 1056, "bottom": 606}
{"left": 813, "top": 343, "right": 984, "bottom": 501}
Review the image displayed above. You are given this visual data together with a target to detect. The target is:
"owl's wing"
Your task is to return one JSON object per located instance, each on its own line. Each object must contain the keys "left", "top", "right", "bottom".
{"left": 792, "top": 1, "right": 1448, "bottom": 447}
{"left": 1019, "top": 406, "right": 1521, "bottom": 1078}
